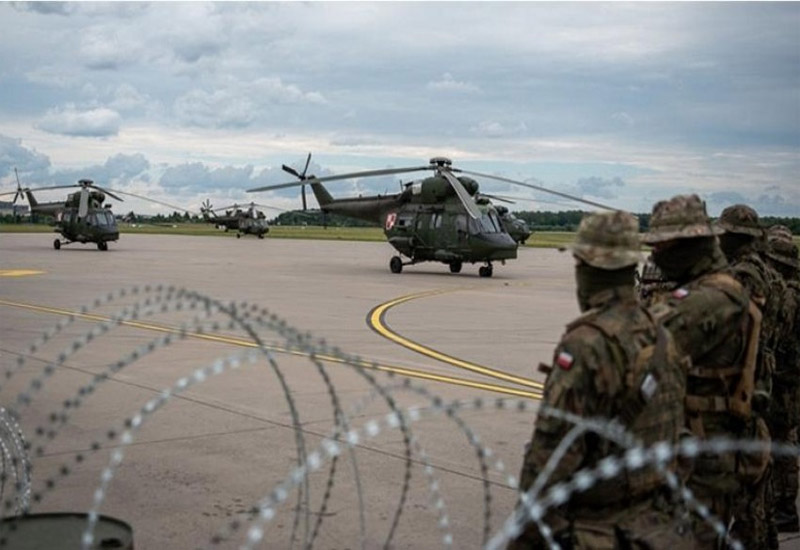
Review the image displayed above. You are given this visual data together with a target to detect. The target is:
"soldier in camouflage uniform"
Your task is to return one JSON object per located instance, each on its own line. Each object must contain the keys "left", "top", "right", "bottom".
{"left": 508, "top": 210, "right": 692, "bottom": 550}
{"left": 764, "top": 226, "right": 800, "bottom": 532}
{"left": 641, "top": 195, "right": 767, "bottom": 548}
{"left": 715, "top": 204, "right": 782, "bottom": 548}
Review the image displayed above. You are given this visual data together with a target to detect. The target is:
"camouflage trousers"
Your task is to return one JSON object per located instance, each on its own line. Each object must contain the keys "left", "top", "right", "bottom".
{"left": 730, "top": 464, "right": 774, "bottom": 550}
{"left": 506, "top": 500, "right": 695, "bottom": 550}
{"left": 773, "top": 426, "right": 799, "bottom": 516}
{"left": 770, "top": 388, "right": 800, "bottom": 522}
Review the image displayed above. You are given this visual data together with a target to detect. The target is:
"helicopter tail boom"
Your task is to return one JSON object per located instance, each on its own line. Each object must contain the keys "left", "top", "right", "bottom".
{"left": 309, "top": 182, "right": 334, "bottom": 208}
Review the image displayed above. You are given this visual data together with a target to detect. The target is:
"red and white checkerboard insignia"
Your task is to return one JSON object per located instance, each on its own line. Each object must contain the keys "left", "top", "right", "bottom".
{"left": 556, "top": 351, "right": 574, "bottom": 370}
{"left": 672, "top": 288, "right": 689, "bottom": 299}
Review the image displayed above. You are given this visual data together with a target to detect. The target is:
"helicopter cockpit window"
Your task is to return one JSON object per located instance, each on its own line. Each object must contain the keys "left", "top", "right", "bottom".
{"left": 396, "top": 214, "right": 414, "bottom": 229}
{"left": 456, "top": 214, "right": 467, "bottom": 234}
{"left": 431, "top": 213, "right": 442, "bottom": 229}
{"left": 471, "top": 211, "right": 502, "bottom": 234}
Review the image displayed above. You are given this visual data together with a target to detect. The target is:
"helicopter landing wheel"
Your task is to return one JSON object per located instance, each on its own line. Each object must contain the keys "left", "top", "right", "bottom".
{"left": 390, "top": 256, "right": 403, "bottom": 274}
{"left": 258, "top": 234, "right": 264, "bottom": 239}
{"left": 449, "top": 261, "right": 462, "bottom": 274}
{"left": 97, "top": 241, "right": 108, "bottom": 251}
{"left": 236, "top": 233, "right": 241, "bottom": 239}
{"left": 479, "top": 265, "right": 493, "bottom": 278}
{"left": 53, "top": 239, "right": 61, "bottom": 250}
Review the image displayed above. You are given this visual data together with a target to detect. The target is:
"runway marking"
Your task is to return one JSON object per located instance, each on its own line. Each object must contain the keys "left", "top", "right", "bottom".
{"left": 0, "top": 298, "right": 542, "bottom": 400}
{"left": 368, "top": 288, "right": 545, "bottom": 391}
{"left": 0, "top": 270, "right": 45, "bottom": 277}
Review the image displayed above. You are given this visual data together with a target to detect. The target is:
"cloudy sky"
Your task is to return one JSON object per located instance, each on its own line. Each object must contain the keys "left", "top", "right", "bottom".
{"left": 0, "top": 2, "right": 798, "bottom": 217}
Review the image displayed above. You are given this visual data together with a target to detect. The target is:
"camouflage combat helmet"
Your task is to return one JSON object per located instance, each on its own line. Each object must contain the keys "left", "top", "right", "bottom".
{"left": 715, "top": 204, "right": 764, "bottom": 237}
{"left": 767, "top": 224, "right": 794, "bottom": 242}
{"left": 570, "top": 210, "right": 641, "bottom": 269}
{"left": 642, "top": 194, "right": 723, "bottom": 244}
{"left": 766, "top": 231, "right": 800, "bottom": 270}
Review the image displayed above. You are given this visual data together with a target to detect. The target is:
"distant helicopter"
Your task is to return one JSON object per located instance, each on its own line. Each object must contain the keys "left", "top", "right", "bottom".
{"left": 1, "top": 170, "right": 190, "bottom": 250}
{"left": 492, "top": 204, "right": 532, "bottom": 245}
{"left": 200, "top": 200, "right": 279, "bottom": 239}
{"left": 248, "top": 155, "right": 613, "bottom": 276}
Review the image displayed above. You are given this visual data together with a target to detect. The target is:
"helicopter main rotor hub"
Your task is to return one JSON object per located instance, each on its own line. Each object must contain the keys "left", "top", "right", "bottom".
{"left": 429, "top": 157, "right": 452, "bottom": 169}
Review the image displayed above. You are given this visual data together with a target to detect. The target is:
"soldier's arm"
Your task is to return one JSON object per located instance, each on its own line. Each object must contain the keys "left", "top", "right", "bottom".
{"left": 518, "top": 326, "right": 618, "bottom": 492}
{"left": 731, "top": 262, "right": 768, "bottom": 307}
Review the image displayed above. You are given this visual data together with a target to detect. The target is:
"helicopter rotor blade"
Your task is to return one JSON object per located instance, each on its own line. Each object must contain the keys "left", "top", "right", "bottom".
{"left": 103, "top": 188, "right": 198, "bottom": 214}
{"left": 248, "top": 165, "right": 431, "bottom": 193}
{"left": 479, "top": 193, "right": 515, "bottom": 204}
{"left": 13, "top": 168, "right": 23, "bottom": 203}
{"left": 245, "top": 202, "right": 287, "bottom": 212}
{"left": 440, "top": 170, "right": 481, "bottom": 219}
{"left": 78, "top": 188, "right": 89, "bottom": 218}
{"left": 455, "top": 169, "right": 617, "bottom": 211}
{"left": 301, "top": 152, "right": 312, "bottom": 178}
{"left": 281, "top": 164, "right": 302, "bottom": 179}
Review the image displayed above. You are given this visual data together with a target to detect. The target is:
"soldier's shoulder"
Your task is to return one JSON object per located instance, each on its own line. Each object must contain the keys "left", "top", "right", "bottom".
{"left": 565, "top": 303, "right": 639, "bottom": 335}
{"left": 691, "top": 270, "right": 747, "bottom": 297}
{"left": 562, "top": 317, "right": 608, "bottom": 346}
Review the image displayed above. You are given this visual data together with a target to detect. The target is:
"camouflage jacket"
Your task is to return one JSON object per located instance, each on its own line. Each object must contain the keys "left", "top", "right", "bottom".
{"left": 731, "top": 249, "right": 782, "bottom": 349}
{"left": 518, "top": 285, "right": 685, "bottom": 511}
{"left": 774, "top": 278, "right": 799, "bottom": 377}
{"left": 655, "top": 266, "right": 766, "bottom": 493}
{"left": 729, "top": 249, "right": 784, "bottom": 409}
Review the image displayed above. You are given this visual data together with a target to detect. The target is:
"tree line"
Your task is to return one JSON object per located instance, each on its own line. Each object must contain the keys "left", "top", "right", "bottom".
{"left": 2, "top": 209, "right": 798, "bottom": 234}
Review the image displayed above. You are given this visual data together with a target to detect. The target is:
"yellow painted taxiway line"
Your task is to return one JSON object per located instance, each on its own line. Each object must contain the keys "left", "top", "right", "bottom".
{"left": 0, "top": 298, "right": 542, "bottom": 400}
{"left": 368, "top": 288, "right": 545, "bottom": 391}
{"left": 0, "top": 270, "right": 45, "bottom": 277}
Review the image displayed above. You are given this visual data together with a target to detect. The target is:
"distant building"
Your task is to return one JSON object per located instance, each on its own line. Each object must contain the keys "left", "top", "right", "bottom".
{"left": 0, "top": 201, "right": 29, "bottom": 217}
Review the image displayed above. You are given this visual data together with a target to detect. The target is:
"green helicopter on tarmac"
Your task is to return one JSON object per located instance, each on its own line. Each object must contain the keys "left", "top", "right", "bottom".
{"left": 248, "top": 155, "right": 613, "bottom": 277}
{"left": 1, "top": 170, "right": 192, "bottom": 251}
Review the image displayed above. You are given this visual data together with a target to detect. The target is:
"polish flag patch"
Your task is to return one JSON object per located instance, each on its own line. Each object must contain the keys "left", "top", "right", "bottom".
{"left": 672, "top": 288, "right": 689, "bottom": 299}
{"left": 556, "top": 351, "right": 574, "bottom": 370}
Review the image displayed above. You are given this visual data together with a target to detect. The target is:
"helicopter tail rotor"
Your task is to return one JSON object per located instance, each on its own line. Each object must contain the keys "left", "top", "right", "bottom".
{"left": 200, "top": 199, "right": 214, "bottom": 218}
{"left": 281, "top": 152, "right": 313, "bottom": 210}
{"left": 12, "top": 168, "right": 24, "bottom": 204}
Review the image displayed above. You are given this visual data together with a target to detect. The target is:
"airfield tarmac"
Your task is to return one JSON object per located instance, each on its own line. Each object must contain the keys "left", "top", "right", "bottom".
{"left": 0, "top": 232, "right": 797, "bottom": 549}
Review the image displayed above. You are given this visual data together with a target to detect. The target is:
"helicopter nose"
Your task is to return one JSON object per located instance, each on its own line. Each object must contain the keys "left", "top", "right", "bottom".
{"left": 490, "top": 231, "right": 517, "bottom": 250}
{"left": 478, "top": 231, "right": 518, "bottom": 259}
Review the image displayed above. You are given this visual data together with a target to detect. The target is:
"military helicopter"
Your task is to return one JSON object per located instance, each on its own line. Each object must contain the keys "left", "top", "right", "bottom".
{"left": 1, "top": 170, "right": 191, "bottom": 250}
{"left": 200, "top": 200, "right": 279, "bottom": 239}
{"left": 0, "top": 175, "right": 122, "bottom": 250}
{"left": 248, "top": 155, "right": 613, "bottom": 276}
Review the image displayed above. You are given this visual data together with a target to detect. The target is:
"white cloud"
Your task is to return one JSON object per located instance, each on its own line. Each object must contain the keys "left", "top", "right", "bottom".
{"left": 470, "top": 121, "right": 527, "bottom": 138}
{"left": 174, "top": 90, "right": 255, "bottom": 129}
{"left": 173, "top": 78, "right": 326, "bottom": 129}
{"left": 249, "top": 77, "right": 327, "bottom": 105}
{"left": 36, "top": 105, "right": 121, "bottom": 137}
{"left": 80, "top": 29, "right": 138, "bottom": 70}
{"left": 109, "top": 84, "right": 150, "bottom": 112}
{"left": 426, "top": 73, "right": 481, "bottom": 94}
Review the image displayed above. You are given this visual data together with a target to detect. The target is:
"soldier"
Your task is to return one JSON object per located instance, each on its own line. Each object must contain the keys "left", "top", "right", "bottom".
{"left": 764, "top": 227, "right": 800, "bottom": 533}
{"left": 715, "top": 204, "right": 782, "bottom": 548}
{"left": 641, "top": 195, "right": 768, "bottom": 548}
{"left": 508, "top": 210, "right": 691, "bottom": 549}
